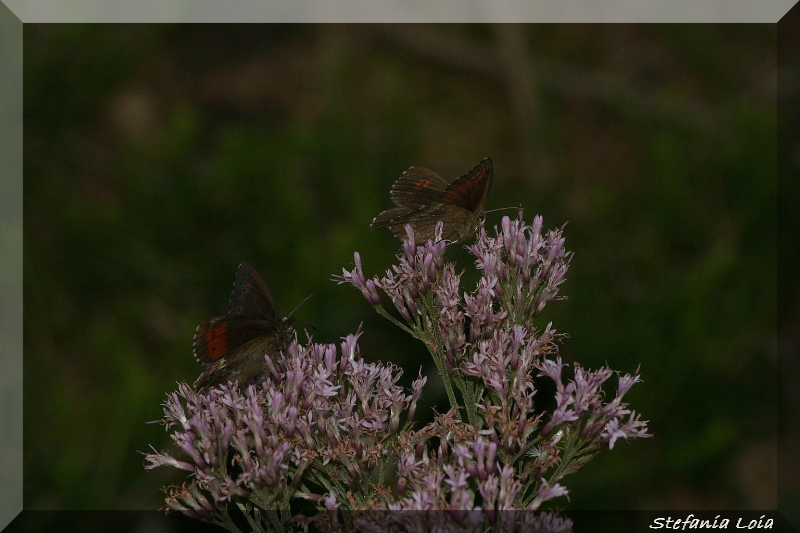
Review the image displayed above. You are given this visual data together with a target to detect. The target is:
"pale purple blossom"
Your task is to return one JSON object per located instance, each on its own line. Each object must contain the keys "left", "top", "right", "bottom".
{"left": 147, "top": 210, "right": 648, "bottom": 533}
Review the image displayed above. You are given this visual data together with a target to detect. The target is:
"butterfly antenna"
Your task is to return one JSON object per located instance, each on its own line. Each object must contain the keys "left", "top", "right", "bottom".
{"left": 288, "top": 294, "right": 318, "bottom": 332}
{"left": 485, "top": 205, "right": 522, "bottom": 214}
{"left": 288, "top": 294, "right": 313, "bottom": 318}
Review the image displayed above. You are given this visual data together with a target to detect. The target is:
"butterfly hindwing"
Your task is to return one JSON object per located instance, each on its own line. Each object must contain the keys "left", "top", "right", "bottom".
{"left": 389, "top": 206, "right": 446, "bottom": 242}
{"left": 371, "top": 207, "right": 414, "bottom": 230}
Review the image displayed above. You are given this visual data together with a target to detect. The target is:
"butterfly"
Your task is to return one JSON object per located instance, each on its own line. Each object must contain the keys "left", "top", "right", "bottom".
{"left": 371, "top": 158, "right": 494, "bottom": 245}
{"left": 193, "top": 262, "right": 295, "bottom": 390}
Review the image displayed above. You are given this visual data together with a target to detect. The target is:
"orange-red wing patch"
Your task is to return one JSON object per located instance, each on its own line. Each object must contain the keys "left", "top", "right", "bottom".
{"left": 194, "top": 318, "right": 272, "bottom": 365}
{"left": 194, "top": 320, "right": 230, "bottom": 364}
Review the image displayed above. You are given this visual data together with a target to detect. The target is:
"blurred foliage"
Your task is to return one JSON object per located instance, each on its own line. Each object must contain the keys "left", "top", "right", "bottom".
{"left": 23, "top": 24, "right": 777, "bottom": 511}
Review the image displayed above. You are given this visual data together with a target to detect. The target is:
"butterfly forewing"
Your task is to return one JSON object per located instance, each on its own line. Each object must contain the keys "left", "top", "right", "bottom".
{"left": 193, "top": 317, "right": 278, "bottom": 366}
{"left": 229, "top": 262, "right": 283, "bottom": 322}
{"left": 389, "top": 166, "right": 449, "bottom": 209}
{"left": 443, "top": 158, "right": 493, "bottom": 212}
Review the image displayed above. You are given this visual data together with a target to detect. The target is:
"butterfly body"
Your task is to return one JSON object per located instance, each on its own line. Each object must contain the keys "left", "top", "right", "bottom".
{"left": 371, "top": 158, "right": 494, "bottom": 244}
{"left": 193, "top": 262, "right": 295, "bottom": 390}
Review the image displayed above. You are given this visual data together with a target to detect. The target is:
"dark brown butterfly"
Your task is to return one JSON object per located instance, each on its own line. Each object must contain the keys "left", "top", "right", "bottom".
{"left": 193, "top": 262, "right": 295, "bottom": 390}
{"left": 371, "top": 158, "right": 494, "bottom": 245}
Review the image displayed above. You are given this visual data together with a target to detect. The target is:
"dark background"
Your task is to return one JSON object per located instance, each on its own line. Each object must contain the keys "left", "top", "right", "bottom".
{"left": 23, "top": 23, "right": 781, "bottom": 515}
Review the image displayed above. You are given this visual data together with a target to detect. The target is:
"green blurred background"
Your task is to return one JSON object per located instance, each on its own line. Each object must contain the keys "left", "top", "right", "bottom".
{"left": 23, "top": 24, "right": 778, "bottom": 512}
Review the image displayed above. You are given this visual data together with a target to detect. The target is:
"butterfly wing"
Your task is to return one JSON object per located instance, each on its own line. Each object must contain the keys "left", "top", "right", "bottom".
{"left": 229, "top": 262, "right": 283, "bottom": 323}
{"left": 396, "top": 204, "right": 450, "bottom": 242}
{"left": 193, "top": 317, "right": 295, "bottom": 388}
{"left": 368, "top": 207, "right": 406, "bottom": 230}
{"left": 380, "top": 208, "right": 442, "bottom": 242}
{"left": 371, "top": 165, "right": 450, "bottom": 232}
{"left": 443, "top": 158, "right": 493, "bottom": 213}
{"left": 193, "top": 316, "right": 278, "bottom": 367}
{"left": 389, "top": 166, "right": 449, "bottom": 209}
